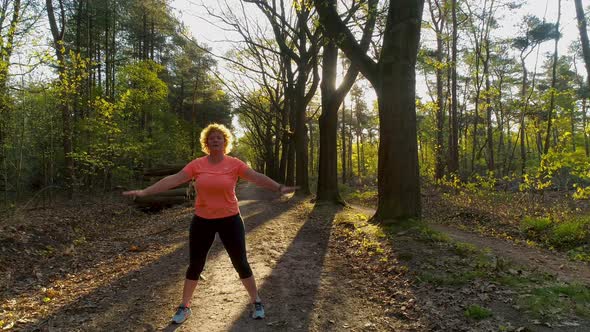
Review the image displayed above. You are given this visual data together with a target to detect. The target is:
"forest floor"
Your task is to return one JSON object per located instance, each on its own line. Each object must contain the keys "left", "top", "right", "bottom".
{"left": 1, "top": 183, "right": 590, "bottom": 331}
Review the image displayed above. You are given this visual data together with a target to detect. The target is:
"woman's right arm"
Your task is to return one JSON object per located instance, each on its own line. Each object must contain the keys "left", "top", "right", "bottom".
{"left": 122, "top": 170, "right": 192, "bottom": 198}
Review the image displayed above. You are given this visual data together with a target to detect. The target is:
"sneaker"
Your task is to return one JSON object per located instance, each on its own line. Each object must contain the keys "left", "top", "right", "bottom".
{"left": 172, "top": 304, "right": 192, "bottom": 324}
{"left": 251, "top": 301, "right": 265, "bottom": 319}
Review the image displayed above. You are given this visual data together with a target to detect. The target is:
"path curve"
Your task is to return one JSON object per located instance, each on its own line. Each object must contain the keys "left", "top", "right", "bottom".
{"left": 350, "top": 204, "right": 590, "bottom": 286}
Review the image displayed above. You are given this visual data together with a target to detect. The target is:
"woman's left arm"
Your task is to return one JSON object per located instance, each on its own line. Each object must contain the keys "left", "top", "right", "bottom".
{"left": 241, "top": 168, "right": 297, "bottom": 194}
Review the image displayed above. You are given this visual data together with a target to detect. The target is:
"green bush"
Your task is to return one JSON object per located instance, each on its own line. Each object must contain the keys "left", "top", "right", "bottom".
{"left": 519, "top": 283, "right": 590, "bottom": 318}
{"left": 520, "top": 216, "right": 552, "bottom": 234}
{"left": 464, "top": 304, "right": 492, "bottom": 320}
{"left": 549, "top": 220, "right": 587, "bottom": 248}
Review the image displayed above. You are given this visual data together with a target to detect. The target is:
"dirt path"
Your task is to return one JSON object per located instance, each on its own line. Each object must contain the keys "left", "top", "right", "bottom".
{"left": 351, "top": 204, "right": 590, "bottom": 286}
{"left": 430, "top": 224, "right": 590, "bottom": 285}
{"left": 29, "top": 184, "right": 393, "bottom": 332}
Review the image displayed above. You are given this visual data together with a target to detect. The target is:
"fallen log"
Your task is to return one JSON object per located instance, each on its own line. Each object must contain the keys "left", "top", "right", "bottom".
{"left": 142, "top": 175, "right": 166, "bottom": 183}
{"left": 143, "top": 164, "right": 186, "bottom": 177}
{"left": 133, "top": 195, "right": 188, "bottom": 210}
{"left": 154, "top": 188, "right": 189, "bottom": 197}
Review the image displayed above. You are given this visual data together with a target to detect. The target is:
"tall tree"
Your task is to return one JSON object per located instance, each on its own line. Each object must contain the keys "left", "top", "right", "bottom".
{"left": 574, "top": 0, "right": 590, "bottom": 157}
{"left": 245, "top": 0, "right": 321, "bottom": 195}
{"left": 317, "top": 0, "right": 376, "bottom": 203}
{"left": 575, "top": 0, "right": 590, "bottom": 97}
{"left": 543, "top": 0, "right": 562, "bottom": 154}
{"left": 0, "top": 0, "right": 23, "bottom": 202}
{"left": 464, "top": 0, "right": 497, "bottom": 173}
{"left": 315, "top": 0, "right": 425, "bottom": 221}
{"left": 512, "top": 16, "right": 557, "bottom": 175}
{"left": 427, "top": 0, "right": 447, "bottom": 180}
{"left": 47, "top": 0, "right": 75, "bottom": 198}
{"left": 448, "top": 0, "right": 459, "bottom": 174}
{"left": 351, "top": 84, "right": 369, "bottom": 178}
{"left": 198, "top": 2, "right": 290, "bottom": 179}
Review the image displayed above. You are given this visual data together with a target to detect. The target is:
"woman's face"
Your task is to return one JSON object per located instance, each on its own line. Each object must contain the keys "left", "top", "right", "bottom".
{"left": 207, "top": 130, "right": 226, "bottom": 154}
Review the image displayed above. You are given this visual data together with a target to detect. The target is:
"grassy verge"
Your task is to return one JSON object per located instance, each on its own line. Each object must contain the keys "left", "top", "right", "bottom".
{"left": 334, "top": 207, "right": 590, "bottom": 324}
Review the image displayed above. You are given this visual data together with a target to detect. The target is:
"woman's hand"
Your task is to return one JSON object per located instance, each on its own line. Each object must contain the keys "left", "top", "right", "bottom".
{"left": 278, "top": 184, "right": 298, "bottom": 195}
{"left": 122, "top": 189, "right": 146, "bottom": 198}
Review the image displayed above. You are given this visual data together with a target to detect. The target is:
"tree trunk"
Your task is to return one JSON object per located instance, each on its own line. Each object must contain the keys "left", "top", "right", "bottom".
{"left": 584, "top": 99, "right": 589, "bottom": 157}
{"left": 308, "top": 120, "right": 314, "bottom": 176}
{"left": 278, "top": 95, "right": 288, "bottom": 183}
{"left": 428, "top": 0, "right": 446, "bottom": 180}
{"left": 543, "top": 0, "right": 561, "bottom": 154}
{"left": 286, "top": 90, "right": 296, "bottom": 186}
{"left": 575, "top": 0, "right": 590, "bottom": 146}
{"left": 0, "top": 0, "right": 22, "bottom": 203}
{"left": 485, "top": 45, "right": 494, "bottom": 172}
{"left": 435, "top": 34, "right": 445, "bottom": 180}
{"left": 315, "top": 0, "right": 424, "bottom": 221}
{"left": 571, "top": 107, "right": 576, "bottom": 152}
{"left": 356, "top": 129, "right": 361, "bottom": 179}
{"left": 348, "top": 127, "right": 353, "bottom": 182}
{"left": 448, "top": 0, "right": 459, "bottom": 174}
{"left": 262, "top": 123, "right": 273, "bottom": 178}
{"left": 110, "top": 3, "right": 116, "bottom": 100}
{"left": 373, "top": 1, "right": 423, "bottom": 221}
{"left": 519, "top": 57, "right": 528, "bottom": 176}
{"left": 191, "top": 78, "right": 198, "bottom": 156}
{"left": 294, "top": 63, "right": 310, "bottom": 194}
{"left": 341, "top": 100, "right": 347, "bottom": 184}
{"left": 316, "top": 0, "right": 376, "bottom": 202}
{"left": 274, "top": 111, "right": 281, "bottom": 179}
{"left": 374, "top": 72, "right": 421, "bottom": 221}
{"left": 496, "top": 75, "right": 505, "bottom": 175}
{"left": 47, "top": 0, "right": 74, "bottom": 198}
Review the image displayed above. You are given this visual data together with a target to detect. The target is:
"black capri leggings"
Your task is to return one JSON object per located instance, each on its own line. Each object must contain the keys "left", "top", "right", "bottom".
{"left": 186, "top": 214, "right": 253, "bottom": 280}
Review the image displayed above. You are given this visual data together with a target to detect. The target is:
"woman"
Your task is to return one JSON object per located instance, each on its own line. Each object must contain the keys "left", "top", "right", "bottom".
{"left": 123, "top": 123, "right": 297, "bottom": 324}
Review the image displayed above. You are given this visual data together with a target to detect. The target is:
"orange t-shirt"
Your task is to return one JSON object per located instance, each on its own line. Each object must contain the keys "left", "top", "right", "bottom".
{"left": 182, "top": 156, "right": 250, "bottom": 219}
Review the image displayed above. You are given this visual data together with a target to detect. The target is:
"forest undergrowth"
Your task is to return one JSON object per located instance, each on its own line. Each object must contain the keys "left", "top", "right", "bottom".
{"left": 1, "top": 182, "right": 590, "bottom": 331}
{"left": 342, "top": 179, "right": 590, "bottom": 330}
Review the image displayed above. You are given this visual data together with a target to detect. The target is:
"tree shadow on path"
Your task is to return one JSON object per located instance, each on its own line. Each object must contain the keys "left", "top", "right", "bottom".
{"left": 227, "top": 203, "right": 342, "bottom": 332}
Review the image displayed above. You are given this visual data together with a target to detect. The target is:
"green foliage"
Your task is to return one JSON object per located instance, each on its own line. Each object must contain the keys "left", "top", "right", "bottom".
{"left": 464, "top": 305, "right": 493, "bottom": 320}
{"left": 0, "top": 0, "right": 235, "bottom": 202}
{"left": 117, "top": 60, "right": 168, "bottom": 115}
{"left": 520, "top": 216, "right": 552, "bottom": 234}
{"left": 518, "top": 283, "right": 590, "bottom": 318}
{"left": 453, "top": 242, "right": 478, "bottom": 256}
{"left": 551, "top": 220, "right": 588, "bottom": 248}
{"left": 567, "top": 246, "right": 590, "bottom": 262}
{"left": 520, "top": 214, "right": 589, "bottom": 250}
{"left": 347, "top": 189, "right": 378, "bottom": 205}
{"left": 519, "top": 149, "right": 590, "bottom": 198}
{"left": 437, "top": 172, "right": 501, "bottom": 197}
{"left": 418, "top": 227, "right": 451, "bottom": 243}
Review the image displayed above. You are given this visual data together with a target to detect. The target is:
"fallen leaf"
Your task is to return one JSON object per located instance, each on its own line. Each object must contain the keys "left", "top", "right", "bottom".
{"left": 2, "top": 322, "right": 14, "bottom": 330}
{"left": 46, "top": 288, "right": 59, "bottom": 298}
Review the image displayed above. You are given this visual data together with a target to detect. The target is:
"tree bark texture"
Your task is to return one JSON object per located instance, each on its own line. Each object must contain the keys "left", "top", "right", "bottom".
{"left": 315, "top": 0, "right": 424, "bottom": 221}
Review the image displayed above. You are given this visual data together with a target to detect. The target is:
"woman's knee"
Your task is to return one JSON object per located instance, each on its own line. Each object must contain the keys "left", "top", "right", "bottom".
{"left": 186, "top": 263, "right": 204, "bottom": 280}
{"left": 234, "top": 260, "right": 253, "bottom": 279}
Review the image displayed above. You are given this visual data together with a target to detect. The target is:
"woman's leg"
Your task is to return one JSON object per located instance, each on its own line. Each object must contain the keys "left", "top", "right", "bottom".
{"left": 218, "top": 215, "right": 259, "bottom": 303}
{"left": 181, "top": 279, "right": 199, "bottom": 307}
{"left": 240, "top": 276, "right": 261, "bottom": 303}
{"left": 183, "top": 216, "right": 216, "bottom": 306}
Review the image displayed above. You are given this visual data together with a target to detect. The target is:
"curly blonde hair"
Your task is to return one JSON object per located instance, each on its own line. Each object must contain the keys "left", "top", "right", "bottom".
{"left": 199, "top": 123, "right": 234, "bottom": 155}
